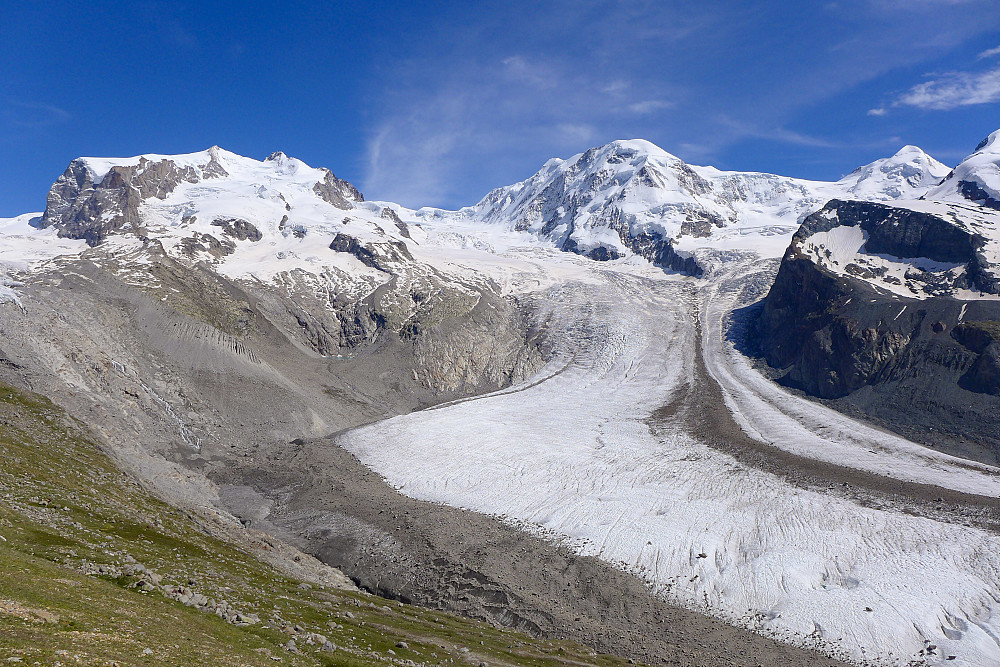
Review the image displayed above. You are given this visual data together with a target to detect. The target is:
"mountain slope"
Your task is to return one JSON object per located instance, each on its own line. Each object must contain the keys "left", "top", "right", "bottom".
{"left": 0, "top": 382, "right": 638, "bottom": 667}
{"left": 1, "top": 138, "right": 997, "bottom": 667}
{"left": 398, "top": 140, "right": 949, "bottom": 273}
{"left": 837, "top": 144, "right": 950, "bottom": 201}
{"left": 926, "top": 128, "right": 1000, "bottom": 208}
{"left": 755, "top": 132, "right": 1000, "bottom": 463}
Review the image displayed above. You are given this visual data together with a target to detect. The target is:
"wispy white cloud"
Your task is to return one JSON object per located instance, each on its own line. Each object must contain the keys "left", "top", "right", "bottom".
{"left": 718, "top": 118, "right": 856, "bottom": 149}
{"left": 978, "top": 45, "right": 1000, "bottom": 59}
{"left": 361, "top": 51, "right": 684, "bottom": 207}
{"left": 500, "top": 55, "right": 559, "bottom": 90}
{"left": 867, "top": 107, "right": 888, "bottom": 116}
{"left": 627, "top": 100, "right": 674, "bottom": 114}
{"left": 3, "top": 101, "right": 71, "bottom": 128}
{"left": 895, "top": 67, "right": 1000, "bottom": 110}
{"left": 555, "top": 123, "right": 598, "bottom": 144}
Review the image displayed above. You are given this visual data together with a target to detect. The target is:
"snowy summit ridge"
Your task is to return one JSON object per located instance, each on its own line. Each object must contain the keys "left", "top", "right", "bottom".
{"left": 0, "top": 134, "right": 988, "bottom": 297}
{"left": 786, "top": 131, "right": 1000, "bottom": 300}
{"left": 926, "top": 129, "right": 1000, "bottom": 207}
{"left": 406, "top": 138, "right": 952, "bottom": 265}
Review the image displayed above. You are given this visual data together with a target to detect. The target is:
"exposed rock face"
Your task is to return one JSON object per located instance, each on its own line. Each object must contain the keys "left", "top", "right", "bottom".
{"left": 36, "top": 149, "right": 229, "bottom": 246}
{"left": 312, "top": 169, "right": 363, "bottom": 209}
{"left": 380, "top": 207, "right": 411, "bottom": 238}
{"left": 758, "top": 245, "right": 915, "bottom": 398}
{"left": 790, "top": 199, "right": 998, "bottom": 296}
{"left": 180, "top": 233, "right": 236, "bottom": 258}
{"left": 623, "top": 233, "right": 703, "bottom": 276}
{"left": 328, "top": 233, "right": 413, "bottom": 273}
{"left": 952, "top": 321, "right": 1000, "bottom": 395}
{"left": 756, "top": 199, "right": 1000, "bottom": 463}
{"left": 959, "top": 180, "right": 1000, "bottom": 210}
{"left": 799, "top": 199, "right": 983, "bottom": 266}
{"left": 211, "top": 218, "right": 262, "bottom": 242}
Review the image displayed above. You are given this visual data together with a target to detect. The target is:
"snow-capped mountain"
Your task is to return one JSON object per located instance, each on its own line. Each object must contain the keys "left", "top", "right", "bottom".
{"left": 778, "top": 133, "right": 1000, "bottom": 301}
{"left": 756, "top": 132, "right": 1000, "bottom": 446}
{"left": 3, "top": 136, "right": 1000, "bottom": 667}
{"left": 32, "top": 146, "right": 408, "bottom": 283}
{"left": 3, "top": 147, "right": 543, "bottom": 373}
{"left": 6, "top": 139, "right": 953, "bottom": 293}
{"left": 926, "top": 128, "right": 1000, "bottom": 208}
{"left": 402, "top": 139, "right": 950, "bottom": 270}
{"left": 837, "top": 144, "right": 950, "bottom": 200}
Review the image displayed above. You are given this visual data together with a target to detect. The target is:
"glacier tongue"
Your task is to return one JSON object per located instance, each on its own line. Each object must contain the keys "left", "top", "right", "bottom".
{"left": 340, "top": 240, "right": 1000, "bottom": 667}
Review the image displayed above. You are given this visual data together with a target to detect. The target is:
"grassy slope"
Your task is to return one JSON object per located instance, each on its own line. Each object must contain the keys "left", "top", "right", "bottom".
{"left": 0, "top": 383, "right": 635, "bottom": 667}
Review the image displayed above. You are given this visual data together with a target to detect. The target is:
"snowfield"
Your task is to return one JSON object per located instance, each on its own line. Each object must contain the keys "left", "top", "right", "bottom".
{"left": 341, "top": 221, "right": 1000, "bottom": 667}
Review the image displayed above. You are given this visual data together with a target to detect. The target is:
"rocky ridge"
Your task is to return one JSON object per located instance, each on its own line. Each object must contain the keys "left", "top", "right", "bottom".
{"left": 401, "top": 140, "right": 950, "bottom": 273}
{"left": 755, "top": 132, "right": 1000, "bottom": 464}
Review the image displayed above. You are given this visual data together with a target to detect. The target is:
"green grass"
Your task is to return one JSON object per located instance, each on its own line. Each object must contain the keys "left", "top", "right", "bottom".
{"left": 956, "top": 320, "right": 1000, "bottom": 339}
{"left": 0, "top": 383, "right": 635, "bottom": 667}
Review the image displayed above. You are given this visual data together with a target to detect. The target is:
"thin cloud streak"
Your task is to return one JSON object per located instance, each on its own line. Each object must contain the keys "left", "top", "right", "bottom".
{"left": 978, "top": 45, "right": 1000, "bottom": 60}
{"left": 897, "top": 68, "right": 1000, "bottom": 110}
{"left": 4, "top": 101, "right": 72, "bottom": 128}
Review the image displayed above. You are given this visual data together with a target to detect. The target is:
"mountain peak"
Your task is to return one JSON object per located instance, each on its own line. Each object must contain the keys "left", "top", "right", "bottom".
{"left": 588, "top": 138, "right": 681, "bottom": 165}
{"left": 925, "top": 130, "right": 1000, "bottom": 207}
{"left": 838, "top": 144, "right": 949, "bottom": 200}
{"left": 973, "top": 129, "right": 1000, "bottom": 154}
{"left": 891, "top": 144, "right": 931, "bottom": 159}
{"left": 35, "top": 147, "right": 364, "bottom": 246}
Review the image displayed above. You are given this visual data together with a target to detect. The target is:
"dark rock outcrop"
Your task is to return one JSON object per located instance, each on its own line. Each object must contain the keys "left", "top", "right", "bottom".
{"left": 313, "top": 170, "right": 364, "bottom": 209}
{"left": 211, "top": 218, "right": 262, "bottom": 242}
{"left": 795, "top": 199, "right": 984, "bottom": 266}
{"left": 953, "top": 322, "right": 1000, "bottom": 395}
{"left": 755, "top": 199, "right": 1000, "bottom": 463}
{"left": 180, "top": 233, "right": 236, "bottom": 258}
{"left": 35, "top": 148, "right": 229, "bottom": 246}
{"left": 380, "top": 207, "right": 411, "bottom": 239}
{"left": 958, "top": 180, "right": 1000, "bottom": 210}
{"left": 555, "top": 204, "right": 702, "bottom": 275}
{"left": 329, "top": 233, "right": 413, "bottom": 273}
{"left": 623, "top": 233, "right": 703, "bottom": 276}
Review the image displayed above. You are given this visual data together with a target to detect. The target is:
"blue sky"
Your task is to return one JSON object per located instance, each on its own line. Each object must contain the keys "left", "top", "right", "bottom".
{"left": 2, "top": 0, "right": 1000, "bottom": 216}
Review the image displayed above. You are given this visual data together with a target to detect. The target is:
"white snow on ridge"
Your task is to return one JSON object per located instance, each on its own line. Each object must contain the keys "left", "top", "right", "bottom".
{"left": 77, "top": 146, "right": 326, "bottom": 185}
{"left": 801, "top": 225, "right": 968, "bottom": 299}
{"left": 838, "top": 145, "right": 950, "bottom": 201}
{"left": 5, "top": 138, "right": 964, "bottom": 303}
{"left": 0, "top": 213, "right": 89, "bottom": 305}
{"left": 795, "top": 198, "right": 1000, "bottom": 299}
{"left": 0, "top": 151, "right": 417, "bottom": 307}
{"left": 0, "top": 213, "right": 88, "bottom": 271}
{"left": 928, "top": 129, "right": 1000, "bottom": 204}
{"left": 402, "top": 139, "right": 950, "bottom": 261}
{"left": 136, "top": 168, "right": 393, "bottom": 286}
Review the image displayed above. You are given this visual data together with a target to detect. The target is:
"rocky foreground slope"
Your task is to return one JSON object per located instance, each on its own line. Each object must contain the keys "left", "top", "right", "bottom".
{"left": 0, "top": 381, "right": 643, "bottom": 667}
{"left": 756, "top": 132, "right": 1000, "bottom": 464}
